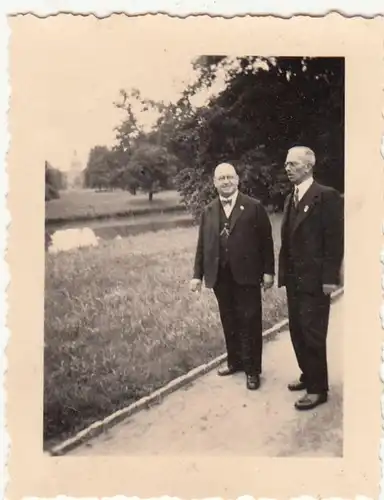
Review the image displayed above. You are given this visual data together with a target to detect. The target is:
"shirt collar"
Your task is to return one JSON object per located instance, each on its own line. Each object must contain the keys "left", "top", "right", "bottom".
{"left": 220, "top": 190, "right": 239, "bottom": 205}
{"left": 296, "top": 176, "right": 314, "bottom": 195}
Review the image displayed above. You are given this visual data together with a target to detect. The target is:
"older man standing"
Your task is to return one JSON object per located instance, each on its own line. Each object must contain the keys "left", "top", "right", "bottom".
{"left": 190, "top": 163, "right": 275, "bottom": 390}
{"left": 278, "top": 146, "right": 344, "bottom": 410}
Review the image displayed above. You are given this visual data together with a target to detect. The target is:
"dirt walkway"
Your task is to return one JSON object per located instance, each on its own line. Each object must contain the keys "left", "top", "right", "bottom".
{"left": 69, "top": 296, "right": 343, "bottom": 457}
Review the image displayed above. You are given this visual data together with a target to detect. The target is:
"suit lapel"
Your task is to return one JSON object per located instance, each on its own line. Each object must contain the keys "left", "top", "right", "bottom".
{"left": 210, "top": 198, "right": 220, "bottom": 237}
{"left": 291, "top": 181, "right": 320, "bottom": 234}
{"left": 229, "top": 192, "right": 245, "bottom": 234}
{"left": 281, "top": 192, "right": 292, "bottom": 237}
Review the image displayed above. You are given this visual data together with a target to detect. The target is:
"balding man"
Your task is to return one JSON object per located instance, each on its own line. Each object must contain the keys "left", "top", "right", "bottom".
{"left": 278, "top": 146, "right": 344, "bottom": 410}
{"left": 190, "top": 163, "right": 275, "bottom": 390}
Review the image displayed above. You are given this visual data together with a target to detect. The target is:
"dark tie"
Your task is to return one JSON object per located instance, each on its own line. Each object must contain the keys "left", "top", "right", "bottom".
{"left": 293, "top": 187, "right": 299, "bottom": 208}
{"left": 222, "top": 198, "right": 232, "bottom": 207}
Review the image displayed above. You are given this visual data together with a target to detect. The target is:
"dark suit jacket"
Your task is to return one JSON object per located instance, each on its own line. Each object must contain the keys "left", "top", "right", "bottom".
{"left": 278, "top": 181, "right": 344, "bottom": 293}
{"left": 193, "top": 192, "right": 275, "bottom": 289}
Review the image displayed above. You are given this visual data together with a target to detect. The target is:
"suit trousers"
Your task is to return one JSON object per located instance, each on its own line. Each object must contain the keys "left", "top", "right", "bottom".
{"left": 213, "top": 264, "right": 262, "bottom": 375}
{"left": 286, "top": 276, "right": 331, "bottom": 393}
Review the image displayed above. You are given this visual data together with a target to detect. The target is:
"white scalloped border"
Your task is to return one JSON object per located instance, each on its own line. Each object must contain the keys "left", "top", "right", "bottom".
{"left": 1, "top": 5, "right": 10, "bottom": 500}
{"left": 2, "top": 1, "right": 384, "bottom": 17}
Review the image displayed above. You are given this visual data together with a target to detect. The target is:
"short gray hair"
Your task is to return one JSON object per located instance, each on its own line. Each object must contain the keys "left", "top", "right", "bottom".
{"left": 288, "top": 146, "right": 316, "bottom": 167}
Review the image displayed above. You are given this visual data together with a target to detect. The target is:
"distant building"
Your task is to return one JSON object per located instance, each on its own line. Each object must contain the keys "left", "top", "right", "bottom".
{"left": 67, "top": 150, "right": 84, "bottom": 189}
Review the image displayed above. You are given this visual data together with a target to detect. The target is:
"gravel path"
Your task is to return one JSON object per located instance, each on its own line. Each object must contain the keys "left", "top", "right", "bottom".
{"left": 69, "top": 296, "right": 343, "bottom": 457}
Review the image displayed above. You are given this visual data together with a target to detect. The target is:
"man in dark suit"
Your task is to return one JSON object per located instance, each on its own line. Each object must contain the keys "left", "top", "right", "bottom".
{"left": 278, "top": 146, "right": 344, "bottom": 410}
{"left": 190, "top": 163, "right": 275, "bottom": 390}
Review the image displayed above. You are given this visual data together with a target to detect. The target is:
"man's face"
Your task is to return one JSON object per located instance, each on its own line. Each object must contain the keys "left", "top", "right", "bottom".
{"left": 213, "top": 164, "right": 239, "bottom": 197}
{"left": 284, "top": 149, "right": 312, "bottom": 185}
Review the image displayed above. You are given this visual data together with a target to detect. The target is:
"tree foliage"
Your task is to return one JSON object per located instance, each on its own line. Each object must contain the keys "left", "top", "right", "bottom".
{"left": 104, "top": 89, "right": 180, "bottom": 200}
{"left": 84, "top": 146, "right": 112, "bottom": 190}
{"left": 127, "top": 142, "right": 177, "bottom": 200}
{"left": 169, "top": 56, "right": 344, "bottom": 218}
{"left": 45, "top": 161, "right": 66, "bottom": 201}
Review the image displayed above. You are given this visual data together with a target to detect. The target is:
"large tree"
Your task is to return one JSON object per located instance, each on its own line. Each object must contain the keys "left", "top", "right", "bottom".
{"left": 111, "top": 89, "right": 179, "bottom": 200}
{"left": 126, "top": 142, "right": 177, "bottom": 201}
{"left": 170, "top": 56, "right": 344, "bottom": 218}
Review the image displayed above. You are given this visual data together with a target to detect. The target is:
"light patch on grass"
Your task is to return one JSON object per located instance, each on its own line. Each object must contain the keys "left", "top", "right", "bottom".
{"left": 48, "top": 227, "right": 100, "bottom": 253}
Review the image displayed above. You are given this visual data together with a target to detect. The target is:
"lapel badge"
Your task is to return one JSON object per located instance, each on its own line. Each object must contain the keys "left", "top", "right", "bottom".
{"left": 240, "top": 205, "right": 244, "bottom": 210}
{"left": 304, "top": 205, "right": 309, "bottom": 212}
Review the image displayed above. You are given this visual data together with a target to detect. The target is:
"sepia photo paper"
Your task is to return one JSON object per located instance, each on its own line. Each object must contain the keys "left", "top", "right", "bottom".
{"left": 5, "top": 12, "right": 384, "bottom": 499}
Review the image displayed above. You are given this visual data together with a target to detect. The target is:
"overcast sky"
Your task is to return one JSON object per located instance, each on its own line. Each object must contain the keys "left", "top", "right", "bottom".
{"left": 11, "top": 16, "right": 227, "bottom": 172}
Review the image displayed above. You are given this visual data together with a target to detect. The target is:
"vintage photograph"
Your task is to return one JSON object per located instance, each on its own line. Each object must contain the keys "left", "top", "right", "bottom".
{"left": 7, "top": 13, "right": 382, "bottom": 498}
{"left": 43, "top": 47, "right": 345, "bottom": 455}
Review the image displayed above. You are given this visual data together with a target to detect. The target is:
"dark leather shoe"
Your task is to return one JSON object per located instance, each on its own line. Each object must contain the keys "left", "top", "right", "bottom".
{"left": 294, "top": 392, "right": 328, "bottom": 411}
{"left": 246, "top": 374, "right": 260, "bottom": 390}
{"left": 288, "top": 380, "right": 306, "bottom": 391}
{"left": 217, "top": 365, "right": 242, "bottom": 376}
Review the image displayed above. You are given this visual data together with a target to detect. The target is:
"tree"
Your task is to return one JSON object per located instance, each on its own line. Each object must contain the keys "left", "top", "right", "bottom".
{"left": 112, "top": 88, "right": 178, "bottom": 200}
{"left": 170, "top": 56, "right": 344, "bottom": 218}
{"left": 84, "top": 146, "right": 113, "bottom": 190}
{"left": 127, "top": 142, "right": 177, "bottom": 201}
{"left": 106, "top": 147, "right": 140, "bottom": 194}
{"left": 45, "top": 161, "right": 66, "bottom": 201}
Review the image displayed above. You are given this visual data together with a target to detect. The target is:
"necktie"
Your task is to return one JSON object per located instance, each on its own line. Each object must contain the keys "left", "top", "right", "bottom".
{"left": 293, "top": 187, "right": 299, "bottom": 208}
{"left": 221, "top": 199, "right": 231, "bottom": 238}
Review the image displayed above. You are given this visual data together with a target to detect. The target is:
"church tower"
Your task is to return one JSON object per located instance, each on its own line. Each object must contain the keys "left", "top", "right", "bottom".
{"left": 67, "top": 150, "right": 84, "bottom": 189}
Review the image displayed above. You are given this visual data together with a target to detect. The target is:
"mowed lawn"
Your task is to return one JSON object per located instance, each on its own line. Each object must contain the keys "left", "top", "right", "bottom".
{"left": 44, "top": 213, "right": 286, "bottom": 446}
{"left": 45, "top": 189, "right": 183, "bottom": 222}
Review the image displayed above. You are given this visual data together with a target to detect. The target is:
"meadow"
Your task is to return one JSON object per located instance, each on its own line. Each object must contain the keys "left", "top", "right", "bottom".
{"left": 44, "top": 212, "right": 287, "bottom": 447}
{"left": 45, "top": 189, "right": 183, "bottom": 223}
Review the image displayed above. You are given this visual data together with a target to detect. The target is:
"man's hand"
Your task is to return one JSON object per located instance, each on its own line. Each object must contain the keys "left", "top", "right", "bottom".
{"left": 189, "top": 278, "right": 202, "bottom": 293}
{"left": 262, "top": 273, "right": 274, "bottom": 290}
{"left": 323, "top": 284, "right": 338, "bottom": 295}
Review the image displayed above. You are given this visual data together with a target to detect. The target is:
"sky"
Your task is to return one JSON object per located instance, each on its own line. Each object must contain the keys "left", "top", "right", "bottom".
{"left": 10, "top": 16, "right": 227, "bottom": 172}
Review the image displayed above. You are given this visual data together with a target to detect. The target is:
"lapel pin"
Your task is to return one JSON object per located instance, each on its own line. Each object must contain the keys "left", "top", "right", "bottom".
{"left": 304, "top": 205, "right": 309, "bottom": 212}
{"left": 240, "top": 205, "right": 244, "bottom": 210}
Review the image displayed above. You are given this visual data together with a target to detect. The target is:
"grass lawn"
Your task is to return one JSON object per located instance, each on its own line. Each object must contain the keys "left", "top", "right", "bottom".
{"left": 44, "top": 213, "right": 287, "bottom": 447}
{"left": 45, "top": 189, "right": 183, "bottom": 223}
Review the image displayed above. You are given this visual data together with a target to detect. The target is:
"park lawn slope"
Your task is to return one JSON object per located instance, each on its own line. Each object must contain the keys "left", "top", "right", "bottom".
{"left": 44, "top": 217, "right": 286, "bottom": 447}
{"left": 45, "top": 189, "right": 184, "bottom": 223}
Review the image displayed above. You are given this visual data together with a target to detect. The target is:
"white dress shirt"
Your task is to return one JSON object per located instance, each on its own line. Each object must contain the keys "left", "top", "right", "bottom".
{"left": 295, "top": 176, "right": 314, "bottom": 202}
{"left": 220, "top": 190, "right": 239, "bottom": 218}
